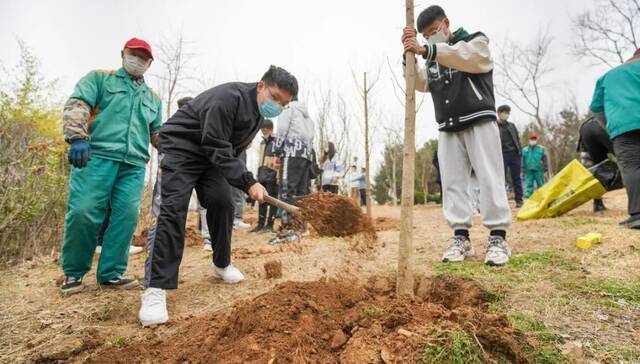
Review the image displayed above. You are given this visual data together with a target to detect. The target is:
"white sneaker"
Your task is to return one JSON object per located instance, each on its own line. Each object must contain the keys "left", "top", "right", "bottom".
{"left": 441, "top": 235, "right": 475, "bottom": 262}
{"left": 94, "top": 246, "right": 102, "bottom": 255}
{"left": 129, "top": 245, "right": 144, "bottom": 255}
{"left": 212, "top": 263, "right": 245, "bottom": 284}
{"left": 233, "top": 219, "right": 250, "bottom": 229}
{"left": 139, "top": 288, "right": 169, "bottom": 327}
{"left": 484, "top": 236, "right": 512, "bottom": 266}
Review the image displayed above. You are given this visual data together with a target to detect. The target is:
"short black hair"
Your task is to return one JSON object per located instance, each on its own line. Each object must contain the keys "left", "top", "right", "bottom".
{"left": 497, "top": 105, "right": 511, "bottom": 113}
{"left": 261, "top": 65, "right": 298, "bottom": 99}
{"left": 260, "top": 119, "right": 274, "bottom": 129}
{"left": 417, "top": 5, "right": 447, "bottom": 32}
{"left": 177, "top": 96, "right": 193, "bottom": 108}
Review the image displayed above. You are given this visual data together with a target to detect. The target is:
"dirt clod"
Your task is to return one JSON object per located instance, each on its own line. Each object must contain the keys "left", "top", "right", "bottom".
{"left": 263, "top": 260, "right": 282, "bottom": 279}
{"left": 329, "top": 329, "right": 348, "bottom": 351}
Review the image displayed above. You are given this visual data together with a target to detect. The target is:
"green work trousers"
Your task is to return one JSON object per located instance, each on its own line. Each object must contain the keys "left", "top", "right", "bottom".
{"left": 61, "top": 157, "right": 145, "bottom": 282}
{"left": 525, "top": 169, "right": 545, "bottom": 198}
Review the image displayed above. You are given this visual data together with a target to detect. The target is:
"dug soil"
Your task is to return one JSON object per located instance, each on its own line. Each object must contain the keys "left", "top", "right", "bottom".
{"left": 297, "top": 192, "right": 377, "bottom": 240}
{"left": 86, "top": 275, "right": 533, "bottom": 364}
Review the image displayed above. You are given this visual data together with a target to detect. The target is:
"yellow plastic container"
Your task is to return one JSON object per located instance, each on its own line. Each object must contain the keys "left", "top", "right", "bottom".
{"left": 576, "top": 232, "right": 602, "bottom": 250}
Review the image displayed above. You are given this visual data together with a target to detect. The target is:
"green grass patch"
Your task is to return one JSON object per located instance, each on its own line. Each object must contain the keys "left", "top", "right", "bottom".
{"left": 580, "top": 279, "right": 640, "bottom": 304}
{"left": 110, "top": 335, "right": 127, "bottom": 347}
{"left": 361, "top": 305, "right": 386, "bottom": 318}
{"left": 509, "top": 313, "right": 566, "bottom": 364}
{"left": 420, "top": 329, "right": 484, "bottom": 364}
{"left": 509, "top": 314, "right": 556, "bottom": 344}
{"left": 434, "top": 251, "right": 579, "bottom": 287}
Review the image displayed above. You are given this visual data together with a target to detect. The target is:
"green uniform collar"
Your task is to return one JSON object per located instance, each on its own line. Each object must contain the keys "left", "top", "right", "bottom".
{"left": 450, "top": 28, "right": 469, "bottom": 44}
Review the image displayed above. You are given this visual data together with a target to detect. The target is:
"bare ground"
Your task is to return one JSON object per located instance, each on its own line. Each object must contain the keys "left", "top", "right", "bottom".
{"left": 0, "top": 190, "right": 639, "bottom": 363}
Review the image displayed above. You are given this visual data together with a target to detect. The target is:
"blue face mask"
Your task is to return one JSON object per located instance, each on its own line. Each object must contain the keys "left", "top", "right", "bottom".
{"left": 258, "top": 88, "right": 284, "bottom": 118}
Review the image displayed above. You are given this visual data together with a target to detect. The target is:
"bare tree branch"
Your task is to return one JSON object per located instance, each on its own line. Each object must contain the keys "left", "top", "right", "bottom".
{"left": 571, "top": 0, "right": 639, "bottom": 67}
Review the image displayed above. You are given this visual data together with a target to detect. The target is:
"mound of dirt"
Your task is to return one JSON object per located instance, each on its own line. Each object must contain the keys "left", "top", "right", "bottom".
{"left": 296, "top": 192, "right": 377, "bottom": 240}
{"left": 86, "top": 275, "right": 535, "bottom": 364}
{"left": 264, "top": 260, "right": 283, "bottom": 279}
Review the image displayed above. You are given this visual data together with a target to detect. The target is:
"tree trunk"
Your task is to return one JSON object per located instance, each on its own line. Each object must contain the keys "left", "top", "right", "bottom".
{"left": 391, "top": 155, "right": 398, "bottom": 206}
{"left": 364, "top": 72, "right": 373, "bottom": 217}
{"left": 397, "top": 0, "right": 416, "bottom": 296}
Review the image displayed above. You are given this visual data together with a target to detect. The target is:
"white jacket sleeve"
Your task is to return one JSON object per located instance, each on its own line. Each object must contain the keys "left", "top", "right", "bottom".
{"left": 402, "top": 59, "right": 430, "bottom": 93}
{"left": 428, "top": 36, "right": 494, "bottom": 74}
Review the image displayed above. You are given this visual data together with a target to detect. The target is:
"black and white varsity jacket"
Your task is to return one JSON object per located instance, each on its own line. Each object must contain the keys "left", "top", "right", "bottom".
{"left": 411, "top": 28, "right": 497, "bottom": 132}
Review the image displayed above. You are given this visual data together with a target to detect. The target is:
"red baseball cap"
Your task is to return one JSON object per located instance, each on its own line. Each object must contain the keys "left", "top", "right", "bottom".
{"left": 528, "top": 133, "right": 539, "bottom": 140}
{"left": 123, "top": 38, "right": 153, "bottom": 60}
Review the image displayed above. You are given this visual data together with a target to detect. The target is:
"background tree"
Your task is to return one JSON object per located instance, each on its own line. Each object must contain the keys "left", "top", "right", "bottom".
{"left": 352, "top": 67, "right": 382, "bottom": 216}
{"left": 572, "top": 0, "right": 639, "bottom": 67}
{"left": 495, "top": 30, "right": 557, "bottom": 174}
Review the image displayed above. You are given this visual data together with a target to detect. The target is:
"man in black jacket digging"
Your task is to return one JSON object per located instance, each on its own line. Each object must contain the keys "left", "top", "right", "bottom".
{"left": 139, "top": 66, "right": 298, "bottom": 326}
{"left": 402, "top": 5, "right": 512, "bottom": 266}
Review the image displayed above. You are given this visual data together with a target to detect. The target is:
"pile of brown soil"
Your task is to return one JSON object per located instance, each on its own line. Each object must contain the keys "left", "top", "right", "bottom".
{"left": 264, "top": 260, "right": 283, "bottom": 279}
{"left": 296, "top": 192, "right": 377, "bottom": 240}
{"left": 86, "top": 275, "right": 534, "bottom": 364}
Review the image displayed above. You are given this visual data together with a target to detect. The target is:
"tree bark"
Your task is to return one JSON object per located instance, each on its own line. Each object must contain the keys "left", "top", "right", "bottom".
{"left": 397, "top": 0, "right": 416, "bottom": 296}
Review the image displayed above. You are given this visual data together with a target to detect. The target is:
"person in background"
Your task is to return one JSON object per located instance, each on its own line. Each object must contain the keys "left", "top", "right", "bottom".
{"left": 251, "top": 119, "right": 279, "bottom": 233}
{"left": 522, "top": 133, "right": 547, "bottom": 198}
{"left": 321, "top": 142, "right": 342, "bottom": 193}
{"left": 356, "top": 167, "right": 367, "bottom": 207}
{"left": 232, "top": 150, "right": 250, "bottom": 229}
{"left": 60, "top": 38, "right": 162, "bottom": 294}
{"left": 496, "top": 105, "right": 524, "bottom": 207}
{"left": 348, "top": 165, "right": 360, "bottom": 203}
{"left": 578, "top": 114, "right": 612, "bottom": 213}
{"left": 590, "top": 48, "right": 640, "bottom": 229}
{"left": 272, "top": 100, "right": 316, "bottom": 242}
{"left": 402, "top": 5, "right": 512, "bottom": 265}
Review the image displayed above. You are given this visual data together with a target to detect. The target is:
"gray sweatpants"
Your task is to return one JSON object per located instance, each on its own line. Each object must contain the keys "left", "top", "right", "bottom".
{"left": 438, "top": 121, "right": 511, "bottom": 231}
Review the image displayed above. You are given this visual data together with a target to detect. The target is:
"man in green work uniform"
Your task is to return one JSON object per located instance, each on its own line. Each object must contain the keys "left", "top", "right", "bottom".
{"left": 60, "top": 38, "right": 162, "bottom": 294}
{"left": 522, "top": 133, "right": 547, "bottom": 198}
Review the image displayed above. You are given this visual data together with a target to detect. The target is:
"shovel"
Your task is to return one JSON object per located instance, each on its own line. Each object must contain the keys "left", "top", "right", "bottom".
{"left": 264, "top": 195, "right": 301, "bottom": 216}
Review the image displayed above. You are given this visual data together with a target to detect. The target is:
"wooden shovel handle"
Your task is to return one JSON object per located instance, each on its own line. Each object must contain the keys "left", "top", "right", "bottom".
{"left": 264, "top": 195, "right": 301, "bottom": 215}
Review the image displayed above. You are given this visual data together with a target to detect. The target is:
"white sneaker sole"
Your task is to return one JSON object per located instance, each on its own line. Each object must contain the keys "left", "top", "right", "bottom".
{"left": 442, "top": 247, "right": 475, "bottom": 263}
{"left": 212, "top": 273, "right": 244, "bottom": 284}
{"left": 485, "top": 256, "right": 510, "bottom": 266}
{"left": 140, "top": 315, "right": 169, "bottom": 327}
{"left": 61, "top": 284, "right": 85, "bottom": 295}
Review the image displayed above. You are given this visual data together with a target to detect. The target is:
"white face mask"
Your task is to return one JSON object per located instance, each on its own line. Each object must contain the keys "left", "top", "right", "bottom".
{"left": 122, "top": 54, "right": 150, "bottom": 77}
{"left": 529, "top": 140, "right": 537, "bottom": 146}
{"left": 502, "top": 113, "right": 510, "bottom": 121}
{"left": 427, "top": 22, "right": 449, "bottom": 44}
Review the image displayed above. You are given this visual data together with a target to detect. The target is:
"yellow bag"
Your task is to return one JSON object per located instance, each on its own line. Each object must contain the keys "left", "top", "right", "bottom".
{"left": 517, "top": 160, "right": 607, "bottom": 221}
